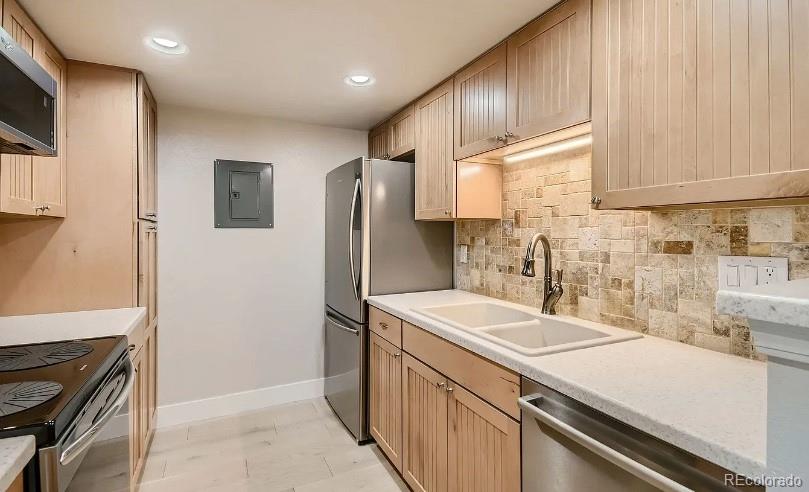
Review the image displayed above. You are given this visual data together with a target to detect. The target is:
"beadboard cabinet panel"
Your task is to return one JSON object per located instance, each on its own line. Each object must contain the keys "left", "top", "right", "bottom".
{"left": 447, "top": 383, "right": 520, "bottom": 492}
{"left": 388, "top": 105, "right": 416, "bottom": 158}
{"left": 1, "top": 0, "right": 66, "bottom": 217}
{"left": 402, "top": 353, "right": 448, "bottom": 492}
{"left": 454, "top": 44, "right": 507, "bottom": 160}
{"left": 592, "top": 0, "right": 809, "bottom": 208}
{"left": 370, "top": 333, "right": 403, "bottom": 472}
{"left": 415, "top": 80, "right": 455, "bottom": 220}
{"left": 507, "top": 0, "right": 591, "bottom": 143}
{"left": 369, "top": 123, "right": 390, "bottom": 159}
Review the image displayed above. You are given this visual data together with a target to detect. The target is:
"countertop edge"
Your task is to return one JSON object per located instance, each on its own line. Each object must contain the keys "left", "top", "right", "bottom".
{"left": 368, "top": 294, "right": 766, "bottom": 478}
{"left": 717, "top": 288, "right": 809, "bottom": 328}
{"left": 0, "top": 436, "right": 35, "bottom": 491}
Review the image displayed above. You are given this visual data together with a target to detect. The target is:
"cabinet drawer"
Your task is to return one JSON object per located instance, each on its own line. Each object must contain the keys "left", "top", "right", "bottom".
{"left": 369, "top": 306, "right": 402, "bottom": 347}
{"left": 402, "top": 322, "right": 520, "bottom": 420}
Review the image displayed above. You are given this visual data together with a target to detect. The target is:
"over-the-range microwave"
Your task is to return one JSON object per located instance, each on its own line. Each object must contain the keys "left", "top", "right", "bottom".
{"left": 0, "top": 25, "right": 57, "bottom": 156}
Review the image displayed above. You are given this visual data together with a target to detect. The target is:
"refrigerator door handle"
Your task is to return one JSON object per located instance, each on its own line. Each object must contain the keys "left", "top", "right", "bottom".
{"left": 348, "top": 177, "right": 361, "bottom": 301}
{"left": 326, "top": 313, "right": 359, "bottom": 335}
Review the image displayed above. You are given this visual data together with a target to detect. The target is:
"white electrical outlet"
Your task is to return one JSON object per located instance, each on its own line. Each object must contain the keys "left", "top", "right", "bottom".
{"left": 718, "top": 256, "right": 788, "bottom": 290}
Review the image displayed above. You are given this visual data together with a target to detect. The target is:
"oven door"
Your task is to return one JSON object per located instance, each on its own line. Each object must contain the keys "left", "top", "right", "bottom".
{"left": 37, "top": 354, "right": 134, "bottom": 492}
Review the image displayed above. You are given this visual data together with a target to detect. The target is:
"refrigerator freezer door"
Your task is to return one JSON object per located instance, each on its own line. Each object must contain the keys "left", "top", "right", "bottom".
{"left": 368, "top": 161, "right": 453, "bottom": 295}
{"left": 325, "top": 158, "right": 365, "bottom": 324}
{"left": 324, "top": 309, "right": 368, "bottom": 442}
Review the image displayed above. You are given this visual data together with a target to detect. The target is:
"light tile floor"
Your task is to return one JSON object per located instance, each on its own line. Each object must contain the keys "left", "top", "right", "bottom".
{"left": 68, "top": 397, "right": 408, "bottom": 492}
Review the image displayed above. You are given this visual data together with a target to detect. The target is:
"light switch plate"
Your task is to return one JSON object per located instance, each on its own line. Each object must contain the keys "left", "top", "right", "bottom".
{"left": 718, "top": 256, "right": 788, "bottom": 290}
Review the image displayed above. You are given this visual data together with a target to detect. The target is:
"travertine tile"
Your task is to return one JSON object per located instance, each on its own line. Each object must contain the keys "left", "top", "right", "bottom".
{"left": 454, "top": 149, "right": 809, "bottom": 359}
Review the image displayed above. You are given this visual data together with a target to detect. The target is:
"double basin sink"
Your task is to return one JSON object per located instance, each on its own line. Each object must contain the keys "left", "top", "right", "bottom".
{"left": 414, "top": 302, "right": 641, "bottom": 356}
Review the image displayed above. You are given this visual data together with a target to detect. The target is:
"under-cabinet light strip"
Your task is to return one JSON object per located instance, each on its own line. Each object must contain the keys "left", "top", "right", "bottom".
{"left": 503, "top": 134, "right": 593, "bottom": 164}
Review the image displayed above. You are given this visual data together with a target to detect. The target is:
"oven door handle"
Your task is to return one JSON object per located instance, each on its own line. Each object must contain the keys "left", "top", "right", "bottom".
{"left": 60, "top": 357, "right": 135, "bottom": 465}
{"left": 518, "top": 394, "right": 691, "bottom": 492}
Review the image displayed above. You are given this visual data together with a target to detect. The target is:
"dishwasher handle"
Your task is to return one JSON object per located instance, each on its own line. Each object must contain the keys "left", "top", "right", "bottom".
{"left": 519, "top": 394, "right": 692, "bottom": 492}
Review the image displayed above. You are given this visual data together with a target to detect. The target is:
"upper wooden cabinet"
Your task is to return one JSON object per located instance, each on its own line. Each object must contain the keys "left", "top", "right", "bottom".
{"left": 0, "top": 0, "right": 66, "bottom": 218}
{"left": 592, "top": 0, "right": 809, "bottom": 208}
{"left": 507, "top": 0, "right": 591, "bottom": 143}
{"left": 138, "top": 220, "right": 158, "bottom": 330}
{"left": 388, "top": 105, "right": 415, "bottom": 158}
{"left": 415, "top": 80, "right": 455, "bottom": 220}
{"left": 369, "top": 122, "right": 390, "bottom": 159}
{"left": 454, "top": 44, "right": 508, "bottom": 160}
{"left": 137, "top": 75, "right": 158, "bottom": 220}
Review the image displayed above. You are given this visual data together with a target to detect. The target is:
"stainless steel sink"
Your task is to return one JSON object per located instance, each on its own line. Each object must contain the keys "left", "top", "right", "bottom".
{"left": 414, "top": 302, "right": 639, "bottom": 356}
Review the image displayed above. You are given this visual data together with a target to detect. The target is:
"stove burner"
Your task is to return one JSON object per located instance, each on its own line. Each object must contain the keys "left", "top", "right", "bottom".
{"left": 0, "top": 342, "right": 93, "bottom": 372}
{"left": 0, "top": 381, "right": 63, "bottom": 417}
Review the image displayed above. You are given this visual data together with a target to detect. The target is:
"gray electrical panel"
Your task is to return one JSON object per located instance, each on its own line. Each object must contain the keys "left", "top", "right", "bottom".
{"left": 214, "top": 159, "right": 274, "bottom": 228}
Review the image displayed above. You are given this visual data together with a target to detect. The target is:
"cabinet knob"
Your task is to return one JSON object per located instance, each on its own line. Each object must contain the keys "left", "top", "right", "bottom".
{"left": 443, "top": 210, "right": 450, "bottom": 215}
{"left": 393, "top": 352, "right": 401, "bottom": 358}
{"left": 146, "top": 213, "right": 157, "bottom": 218}
{"left": 437, "top": 382, "right": 446, "bottom": 389}
{"left": 128, "top": 344, "right": 136, "bottom": 351}
{"left": 495, "top": 135, "right": 505, "bottom": 143}
{"left": 446, "top": 386, "right": 454, "bottom": 393}
{"left": 505, "top": 131, "right": 515, "bottom": 139}
{"left": 379, "top": 322, "right": 389, "bottom": 329}
{"left": 590, "top": 196, "right": 602, "bottom": 208}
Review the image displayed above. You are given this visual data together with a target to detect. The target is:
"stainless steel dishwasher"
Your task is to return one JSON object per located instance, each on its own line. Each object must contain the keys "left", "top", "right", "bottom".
{"left": 519, "top": 377, "right": 763, "bottom": 492}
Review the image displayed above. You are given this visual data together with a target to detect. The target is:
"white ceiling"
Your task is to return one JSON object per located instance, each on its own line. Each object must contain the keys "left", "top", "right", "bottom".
{"left": 20, "top": 0, "right": 556, "bottom": 129}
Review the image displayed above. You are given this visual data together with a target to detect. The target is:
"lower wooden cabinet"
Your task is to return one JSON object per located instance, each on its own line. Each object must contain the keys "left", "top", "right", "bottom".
{"left": 402, "top": 353, "right": 448, "bottom": 492}
{"left": 128, "top": 347, "right": 146, "bottom": 486}
{"left": 128, "top": 321, "right": 158, "bottom": 490}
{"left": 369, "top": 333, "right": 403, "bottom": 472}
{"left": 369, "top": 311, "right": 521, "bottom": 492}
{"left": 447, "top": 384, "right": 520, "bottom": 492}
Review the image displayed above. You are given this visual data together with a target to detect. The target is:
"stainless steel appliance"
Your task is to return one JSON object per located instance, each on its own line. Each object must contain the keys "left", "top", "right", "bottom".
{"left": 0, "top": 25, "right": 57, "bottom": 156}
{"left": 0, "top": 337, "right": 133, "bottom": 492}
{"left": 325, "top": 158, "right": 453, "bottom": 442}
{"left": 520, "top": 377, "right": 762, "bottom": 492}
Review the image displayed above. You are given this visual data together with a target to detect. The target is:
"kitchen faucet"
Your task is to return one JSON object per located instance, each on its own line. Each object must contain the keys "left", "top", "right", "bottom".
{"left": 521, "top": 233, "right": 564, "bottom": 315}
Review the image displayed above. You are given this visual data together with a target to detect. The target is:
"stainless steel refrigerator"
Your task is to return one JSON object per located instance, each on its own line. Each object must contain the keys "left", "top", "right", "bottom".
{"left": 324, "top": 157, "right": 453, "bottom": 442}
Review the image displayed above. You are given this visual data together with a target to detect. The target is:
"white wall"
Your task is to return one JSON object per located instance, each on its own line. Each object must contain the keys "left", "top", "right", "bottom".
{"left": 157, "top": 105, "right": 367, "bottom": 416}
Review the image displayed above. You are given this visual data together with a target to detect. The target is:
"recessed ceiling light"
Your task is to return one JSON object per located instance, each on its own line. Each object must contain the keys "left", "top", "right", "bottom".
{"left": 152, "top": 37, "right": 179, "bottom": 49}
{"left": 344, "top": 74, "right": 375, "bottom": 87}
{"left": 145, "top": 36, "right": 188, "bottom": 55}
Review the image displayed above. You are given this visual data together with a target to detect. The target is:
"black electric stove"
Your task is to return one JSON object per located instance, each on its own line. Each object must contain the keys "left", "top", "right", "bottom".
{"left": 0, "top": 336, "right": 131, "bottom": 492}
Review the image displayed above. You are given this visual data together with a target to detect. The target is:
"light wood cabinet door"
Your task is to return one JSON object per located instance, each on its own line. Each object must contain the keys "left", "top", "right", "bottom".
{"left": 592, "top": 0, "right": 809, "bottom": 208}
{"left": 1, "top": 0, "right": 36, "bottom": 216}
{"left": 402, "top": 353, "right": 448, "bottom": 492}
{"left": 1, "top": 0, "right": 66, "bottom": 218}
{"left": 415, "top": 80, "right": 455, "bottom": 220}
{"left": 507, "top": 0, "right": 591, "bottom": 142}
{"left": 369, "top": 123, "right": 390, "bottom": 159}
{"left": 128, "top": 347, "right": 145, "bottom": 486}
{"left": 137, "top": 75, "right": 158, "bottom": 220}
{"left": 388, "top": 105, "right": 415, "bottom": 158}
{"left": 454, "top": 44, "right": 507, "bottom": 160}
{"left": 447, "top": 383, "right": 520, "bottom": 492}
{"left": 138, "top": 221, "right": 158, "bottom": 329}
{"left": 370, "top": 333, "right": 403, "bottom": 472}
{"left": 147, "top": 323, "right": 158, "bottom": 425}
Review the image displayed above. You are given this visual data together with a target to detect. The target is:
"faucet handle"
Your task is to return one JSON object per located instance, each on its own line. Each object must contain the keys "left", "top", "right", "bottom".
{"left": 553, "top": 269, "right": 564, "bottom": 284}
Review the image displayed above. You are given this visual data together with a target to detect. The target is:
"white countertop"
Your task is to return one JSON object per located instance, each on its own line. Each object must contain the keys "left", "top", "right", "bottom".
{"left": 369, "top": 290, "right": 766, "bottom": 478}
{"left": 717, "top": 278, "right": 809, "bottom": 328}
{"left": 0, "top": 307, "right": 147, "bottom": 346}
{"left": 0, "top": 436, "right": 34, "bottom": 491}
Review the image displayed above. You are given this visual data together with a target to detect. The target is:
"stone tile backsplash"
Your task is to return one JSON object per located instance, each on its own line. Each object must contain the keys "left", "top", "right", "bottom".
{"left": 455, "top": 146, "right": 809, "bottom": 359}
